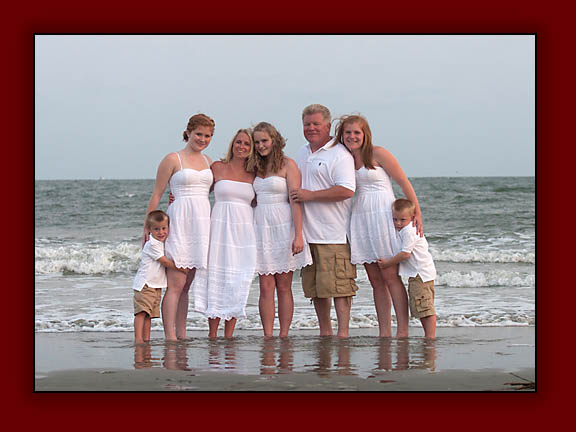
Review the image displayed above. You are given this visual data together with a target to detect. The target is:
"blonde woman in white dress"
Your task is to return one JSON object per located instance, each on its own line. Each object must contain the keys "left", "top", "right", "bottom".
{"left": 336, "top": 114, "right": 423, "bottom": 338}
{"left": 193, "top": 129, "right": 257, "bottom": 339}
{"left": 247, "top": 122, "right": 312, "bottom": 338}
{"left": 143, "top": 114, "right": 214, "bottom": 342}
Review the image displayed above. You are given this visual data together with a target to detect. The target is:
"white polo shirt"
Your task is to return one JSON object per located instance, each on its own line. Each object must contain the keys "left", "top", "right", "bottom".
{"left": 396, "top": 224, "right": 437, "bottom": 282}
{"left": 296, "top": 138, "right": 356, "bottom": 244}
{"left": 132, "top": 236, "right": 168, "bottom": 291}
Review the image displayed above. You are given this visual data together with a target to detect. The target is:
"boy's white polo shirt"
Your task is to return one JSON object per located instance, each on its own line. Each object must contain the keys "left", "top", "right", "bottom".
{"left": 396, "top": 224, "right": 437, "bottom": 282}
{"left": 133, "top": 236, "right": 168, "bottom": 291}
{"left": 296, "top": 138, "right": 356, "bottom": 244}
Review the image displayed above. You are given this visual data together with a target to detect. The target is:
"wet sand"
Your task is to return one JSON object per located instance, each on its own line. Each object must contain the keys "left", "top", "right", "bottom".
{"left": 35, "top": 327, "right": 535, "bottom": 392}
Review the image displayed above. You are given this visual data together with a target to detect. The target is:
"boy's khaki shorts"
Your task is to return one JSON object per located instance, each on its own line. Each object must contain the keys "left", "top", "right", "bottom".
{"left": 133, "top": 284, "right": 162, "bottom": 318}
{"left": 301, "top": 243, "right": 358, "bottom": 299}
{"left": 408, "top": 275, "right": 435, "bottom": 319}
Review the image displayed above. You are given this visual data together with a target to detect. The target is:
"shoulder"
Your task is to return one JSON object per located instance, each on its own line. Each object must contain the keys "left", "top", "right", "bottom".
{"left": 284, "top": 157, "right": 298, "bottom": 170}
{"left": 331, "top": 144, "right": 354, "bottom": 162}
{"left": 373, "top": 146, "right": 394, "bottom": 159}
{"left": 296, "top": 145, "right": 310, "bottom": 157}
{"left": 373, "top": 146, "right": 399, "bottom": 168}
{"left": 204, "top": 154, "right": 213, "bottom": 164}
{"left": 159, "top": 152, "right": 179, "bottom": 167}
{"left": 211, "top": 160, "right": 225, "bottom": 170}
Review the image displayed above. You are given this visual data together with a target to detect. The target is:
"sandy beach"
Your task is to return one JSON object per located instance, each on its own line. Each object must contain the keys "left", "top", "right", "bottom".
{"left": 35, "top": 327, "right": 535, "bottom": 392}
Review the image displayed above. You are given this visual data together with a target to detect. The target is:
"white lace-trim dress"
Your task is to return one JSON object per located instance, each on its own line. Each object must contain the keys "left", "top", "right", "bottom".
{"left": 193, "top": 180, "right": 256, "bottom": 320}
{"left": 253, "top": 176, "right": 312, "bottom": 275}
{"left": 164, "top": 153, "right": 212, "bottom": 269}
{"left": 349, "top": 166, "right": 399, "bottom": 265}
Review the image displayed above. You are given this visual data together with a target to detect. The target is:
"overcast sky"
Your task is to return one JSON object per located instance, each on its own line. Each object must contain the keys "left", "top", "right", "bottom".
{"left": 35, "top": 35, "right": 534, "bottom": 179}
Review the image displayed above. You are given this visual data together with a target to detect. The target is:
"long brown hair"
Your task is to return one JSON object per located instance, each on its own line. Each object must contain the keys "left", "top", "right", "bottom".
{"left": 334, "top": 114, "right": 375, "bottom": 169}
{"left": 246, "top": 122, "right": 286, "bottom": 176}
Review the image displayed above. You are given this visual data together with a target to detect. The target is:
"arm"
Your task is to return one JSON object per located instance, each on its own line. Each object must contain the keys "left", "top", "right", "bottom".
{"left": 290, "top": 185, "right": 354, "bottom": 203}
{"left": 377, "top": 252, "right": 411, "bottom": 269}
{"left": 142, "top": 155, "right": 176, "bottom": 246}
{"left": 374, "top": 147, "right": 423, "bottom": 237}
{"left": 285, "top": 159, "right": 304, "bottom": 255}
{"left": 157, "top": 256, "right": 189, "bottom": 274}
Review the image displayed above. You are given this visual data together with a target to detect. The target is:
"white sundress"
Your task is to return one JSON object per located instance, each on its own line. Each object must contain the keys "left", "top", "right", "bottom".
{"left": 349, "top": 166, "right": 399, "bottom": 265}
{"left": 193, "top": 180, "right": 256, "bottom": 320}
{"left": 253, "top": 176, "right": 312, "bottom": 275}
{"left": 165, "top": 152, "right": 212, "bottom": 269}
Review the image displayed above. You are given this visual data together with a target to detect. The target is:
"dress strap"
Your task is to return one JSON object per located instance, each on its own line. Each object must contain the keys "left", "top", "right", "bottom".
{"left": 175, "top": 152, "right": 183, "bottom": 170}
{"left": 202, "top": 154, "right": 211, "bottom": 169}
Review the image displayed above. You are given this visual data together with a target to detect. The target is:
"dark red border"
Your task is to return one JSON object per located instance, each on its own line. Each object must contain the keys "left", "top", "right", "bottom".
{"left": 16, "top": 0, "right": 557, "bottom": 427}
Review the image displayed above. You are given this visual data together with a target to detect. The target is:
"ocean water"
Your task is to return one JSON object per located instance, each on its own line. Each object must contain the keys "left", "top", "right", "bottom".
{"left": 35, "top": 177, "right": 535, "bottom": 333}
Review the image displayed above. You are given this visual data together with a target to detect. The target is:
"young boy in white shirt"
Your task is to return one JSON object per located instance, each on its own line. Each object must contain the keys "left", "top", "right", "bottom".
{"left": 133, "top": 210, "right": 187, "bottom": 344}
{"left": 378, "top": 199, "right": 437, "bottom": 338}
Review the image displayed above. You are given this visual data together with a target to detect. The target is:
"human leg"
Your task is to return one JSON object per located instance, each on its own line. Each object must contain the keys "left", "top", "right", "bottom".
{"left": 175, "top": 268, "right": 195, "bottom": 340}
{"left": 333, "top": 296, "right": 351, "bottom": 338}
{"left": 258, "top": 274, "right": 276, "bottom": 337}
{"left": 162, "top": 268, "right": 188, "bottom": 341}
{"left": 143, "top": 314, "right": 152, "bottom": 342}
{"left": 208, "top": 317, "right": 220, "bottom": 339}
{"left": 380, "top": 264, "right": 409, "bottom": 337}
{"left": 134, "top": 312, "right": 147, "bottom": 344}
{"left": 275, "top": 272, "right": 294, "bottom": 337}
{"left": 313, "top": 297, "right": 333, "bottom": 336}
{"left": 408, "top": 276, "right": 436, "bottom": 339}
{"left": 224, "top": 318, "right": 237, "bottom": 338}
{"left": 364, "top": 263, "right": 393, "bottom": 337}
{"left": 420, "top": 315, "right": 436, "bottom": 339}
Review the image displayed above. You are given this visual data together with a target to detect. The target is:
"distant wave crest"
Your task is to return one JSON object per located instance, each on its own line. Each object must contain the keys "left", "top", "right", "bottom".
{"left": 35, "top": 242, "right": 141, "bottom": 275}
{"left": 431, "top": 248, "right": 534, "bottom": 264}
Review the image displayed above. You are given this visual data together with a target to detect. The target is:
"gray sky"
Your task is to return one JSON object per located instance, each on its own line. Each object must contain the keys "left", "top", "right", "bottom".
{"left": 35, "top": 35, "right": 534, "bottom": 179}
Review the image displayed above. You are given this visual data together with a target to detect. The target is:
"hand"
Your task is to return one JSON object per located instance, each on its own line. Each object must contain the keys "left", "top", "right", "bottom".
{"left": 142, "top": 231, "right": 150, "bottom": 248}
{"left": 413, "top": 212, "right": 424, "bottom": 237}
{"left": 290, "top": 188, "right": 312, "bottom": 203}
{"left": 377, "top": 258, "right": 390, "bottom": 269}
{"left": 292, "top": 236, "right": 304, "bottom": 256}
{"left": 168, "top": 192, "right": 175, "bottom": 205}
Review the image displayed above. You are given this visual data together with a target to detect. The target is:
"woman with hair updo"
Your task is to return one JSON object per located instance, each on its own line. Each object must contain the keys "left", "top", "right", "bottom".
{"left": 192, "top": 129, "right": 257, "bottom": 339}
{"left": 246, "top": 122, "right": 312, "bottom": 338}
{"left": 335, "top": 114, "right": 422, "bottom": 338}
{"left": 143, "top": 113, "right": 215, "bottom": 342}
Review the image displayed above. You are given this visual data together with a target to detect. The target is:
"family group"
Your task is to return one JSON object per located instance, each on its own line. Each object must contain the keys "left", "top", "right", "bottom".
{"left": 132, "top": 104, "right": 437, "bottom": 344}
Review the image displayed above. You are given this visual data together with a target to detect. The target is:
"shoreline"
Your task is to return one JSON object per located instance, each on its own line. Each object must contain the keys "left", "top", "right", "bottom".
{"left": 35, "top": 327, "right": 535, "bottom": 391}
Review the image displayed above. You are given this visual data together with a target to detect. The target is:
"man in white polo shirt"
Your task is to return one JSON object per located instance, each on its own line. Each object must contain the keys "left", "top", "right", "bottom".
{"left": 290, "top": 104, "right": 357, "bottom": 338}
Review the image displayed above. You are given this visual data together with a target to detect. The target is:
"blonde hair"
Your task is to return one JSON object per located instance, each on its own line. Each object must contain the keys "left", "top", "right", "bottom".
{"left": 334, "top": 114, "right": 375, "bottom": 169}
{"left": 301, "top": 104, "right": 331, "bottom": 122}
{"left": 221, "top": 129, "right": 254, "bottom": 167}
{"left": 183, "top": 113, "right": 215, "bottom": 141}
{"left": 392, "top": 198, "right": 415, "bottom": 215}
{"left": 246, "top": 122, "right": 286, "bottom": 176}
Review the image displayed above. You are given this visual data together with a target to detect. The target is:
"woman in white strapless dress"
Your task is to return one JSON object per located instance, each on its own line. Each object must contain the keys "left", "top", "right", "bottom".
{"left": 247, "top": 122, "right": 312, "bottom": 337}
{"left": 335, "top": 114, "right": 423, "bottom": 338}
{"left": 193, "top": 129, "right": 257, "bottom": 339}
{"left": 143, "top": 114, "right": 215, "bottom": 342}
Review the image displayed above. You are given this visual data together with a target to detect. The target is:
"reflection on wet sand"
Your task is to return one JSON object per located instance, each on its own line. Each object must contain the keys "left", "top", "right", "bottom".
{"left": 260, "top": 337, "right": 294, "bottom": 375}
{"left": 131, "top": 335, "right": 438, "bottom": 377}
{"left": 162, "top": 341, "right": 190, "bottom": 370}
{"left": 372, "top": 338, "right": 436, "bottom": 377}
{"left": 209, "top": 338, "right": 237, "bottom": 371}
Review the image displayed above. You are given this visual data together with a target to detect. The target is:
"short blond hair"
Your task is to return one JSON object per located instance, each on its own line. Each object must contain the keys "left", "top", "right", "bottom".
{"left": 302, "top": 104, "right": 331, "bottom": 122}
{"left": 392, "top": 198, "right": 415, "bottom": 215}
